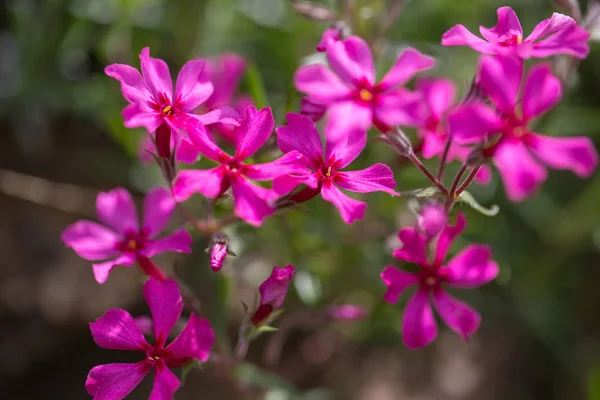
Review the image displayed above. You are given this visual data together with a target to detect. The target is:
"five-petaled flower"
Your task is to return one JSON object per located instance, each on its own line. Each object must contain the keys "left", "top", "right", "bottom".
{"left": 295, "top": 35, "right": 434, "bottom": 137}
{"left": 172, "top": 106, "right": 307, "bottom": 226}
{"left": 381, "top": 212, "right": 499, "bottom": 349}
{"left": 251, "top": 265, "right": 296, "bottom": 326}
{"left": 449, "top": 55, "right": 598, "bottom": 201}
{"left": 61, "top": 187, "right": 192, "bottom": 284}
{"left": 442, "top": 6, "right": 589, "bottom": 59}
{"left": 86, "top": 278, "right": 215, "bottom": 400}
{"left": 274, "top": 113, "right": 399, "bottom": 224}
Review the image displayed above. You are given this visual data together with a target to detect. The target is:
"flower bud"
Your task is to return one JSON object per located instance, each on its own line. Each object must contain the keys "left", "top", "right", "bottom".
{"left": 251, "top": 265, "right": 295, "bottom": 326}
{"left": 327, "top": 305, "right": 367, "bottom": 321}
{"left": 316, "top": 27, "right": 342, "bottom": 52}
{"left": 417, "top": 203, "right": 447, "bottom": 238}
{"left": 208, "top": 233, "right": 233, "bottom": 272}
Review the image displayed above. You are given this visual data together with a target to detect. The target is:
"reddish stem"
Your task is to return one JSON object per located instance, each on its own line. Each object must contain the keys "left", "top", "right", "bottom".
{"left": 155, "top": 123, "right": 172, "bottom": 159}
{"left": 436, "top": 134, "right": 452, "bottom": 180}
{"left": 407, "top": 152, "right": 448, "bottom": 195}
{"left": 456, "top": 165, "right": 482, "bottom": 195}
{"left": 136, "top": 256, "right": 168, "bottom": 281}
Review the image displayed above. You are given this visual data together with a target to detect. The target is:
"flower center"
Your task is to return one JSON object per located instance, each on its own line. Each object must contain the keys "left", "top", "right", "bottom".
{"left": 127, "top": 240, "right": 137, "bottom": 251}
{"left": 117, "top": 230, "right": 148, "bottom": 253}
{"left": 162, "top": 105, "right": 172, "bottom": 115}
{"left": 499, "top": 32, "right": 522, "bottom": 47}
{"left": 148, "top": 355, "right": 160, "bottom": 362}
{"left": 325, "top": 166, "right": 332, "bottom": 178}
{"left": 359, "top": 89, "right": 373, "bottom": 102}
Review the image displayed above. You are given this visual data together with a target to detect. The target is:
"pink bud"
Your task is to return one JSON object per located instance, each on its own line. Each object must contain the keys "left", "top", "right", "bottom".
{"left": 417, "top": 203, "right": 447, "bottom": 238}
{"left": 327, "top": 305, "right": 367, "bottom": 321}
{"left": 316, "top": 27, "right": 342, "bottom": 52}
{"left": 251, "top": 265, "right": 295, "bottom": 326}
{"left": 209, "top": 235, "right": 229, "bottom": 272}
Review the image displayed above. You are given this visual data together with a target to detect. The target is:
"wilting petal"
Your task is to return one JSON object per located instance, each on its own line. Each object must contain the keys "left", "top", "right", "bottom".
{"left": 445, "top": 245, "right": 499, "bottom": 288}
{"left": 176, "top": 59, "right": 213, "bottom": 111}
{"left": 433, "top": 212, "right": 467, "bottom": 266}
{"left": 86, "top": 362, "right": 152, "bottom": 400}
{"left": 258, "top": 265, "right": 295, "bottom": 308}
{"left": 205, "top": 53, "right": 246, "bottom": 108}
{"left": 378, "top": 48, "right": 435, "bottom": 91}
{"left": 324, "top": 101, "right": 371, "bottom": 144}
{"left": 441, "top": 25, "right": 495, "bottom": 53}
{"left": 326, "top": 36, "right": 375, "bottom": 85}
{"left": 231, "top": 178, "right": 276, "bottom": 227}
{"left": 321, "top": 183, "right": 366, "bottom": 224}
{"left": 522, "top": 64, "right": 562, "bottom": 120}
{"left": 245, "top": 151, "right": 308, "bottom": 181}
{"left": 526, "top": 133, "right": 598, "bottom": 178}
{"left": 142, "top": 229, "right": 192, "bottom": 258}
{"left": 478, "top": 55, "right": 522, "bottom": 114}
{"left": 277, "top": 113, "right": 323, "bottom": 162}
{"left": 143, "top": 278, "right": 183, "bottom": 347}
{"left": 432, "top": 289, "right": 481, "bottom": 341}
{"left": 149, "top": 363, "right": 180, "bottom": 400}
{"left": 96, "top": 188, "right": 139, "bottom": 236}
{"left": 172, "top": 168, "right": 226, "bottom": 201}
{"left": 192, "top": 106, "right": 241, "bottom": 126}
{"left": 105, "top": 64, "right": 152, "bottom": 103}
{"left": 235, "top": 106, "right": 275, "bottom": 160}
{"left": 294, "top": 64, "right": 352, "bottom": 104}
{"left": 478, "top": 6, "right": 523, "bottom": 42}
{"left": 92, "top": 254, "right": 136, "bottom": 284}
{"left": 448, "top": 102, "right": 502, "bottom": 144}
{"left": 335, "top": 164, "right": 399, "bottom": 195}
{"left": 493, "top": 140, "right": 547, "bottom": 202}
{"left": 392, "top": 227, "right": 428, "bottom": 266}
{"left": 140, "top": 47, "right": 173, "bottom": 100}
{"left": 374, "top": 89, "right": 423, "bottom": 128}
{"left": 142, "top": 187, "right": 176, "bottom": 238}
{"left": 417, "top": 78, "right": 456, "bottom": 122}
{"left": 61, "top": 221, "right": 120, "bottom": 261}
{"left": 380, "top": 266, "right": 418, "bottom": 304}
{"left": 402, "top": 289, "right": 437, "bottom": 349}
{"left": 90, "top": 308, "right": 149, "bottom": 351}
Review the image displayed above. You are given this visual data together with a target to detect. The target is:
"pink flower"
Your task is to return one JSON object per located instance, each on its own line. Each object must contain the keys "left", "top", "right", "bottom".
{"left": 327, "top": 304, "right": 367, "bottom": 321}
{"left": 61, "top": 187, "right": 192, "bottom": 284}
{"left": 274, "top": 113, "right": 399, "bottom": 224}
{"left": 172, "top": 106, "right": 307, "bottom": 226}
{"left": 106, "top": 47, "right": 239, "bottom": 139}
{"left": 251, "top": 265, "right": 295, "bottom": 326}
{"left": 294, "top": 36, "right": 434, "bottom": 137}
{"left": 381, "top": 213, "right": 499, "bottom": 349}
{"left": 316, "top": 27, "right": 342, "bottom": 52}
{"left": 417, "top": 203, "right": 447, "bottom": 238}
{"left": 449, "top": 56, "right": 598, "bottom": 201}
{"left": 442, "top": 6, "right": 589, "bottom": 59}
{"left": 86, "top": 278, "right": 215, "bottom": 400}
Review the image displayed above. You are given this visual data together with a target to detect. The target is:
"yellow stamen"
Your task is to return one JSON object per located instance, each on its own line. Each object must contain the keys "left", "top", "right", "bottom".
{"left": 325, "top": 166, "right": 332, "bottom": 177}
{"left": 359, "top": 89, "right": 373, "bottom": 102}
{"left": 148, "top": 356, "right": 160, "bottom": 361}
{"left": 426, "top": 277, "right": 436, "bottom": 286}
{"left": 128, "top": 240, "right": 137, "bottom": 250}
{"left": 162, "top": 105, "right": 172, "bottom": 115}
{"left": 516, "top": 34, "right": 523, "bottom": 44}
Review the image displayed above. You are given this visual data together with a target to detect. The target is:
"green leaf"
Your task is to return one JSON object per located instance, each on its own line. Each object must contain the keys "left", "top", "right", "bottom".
{"left": 244, "top": 63, "right": 269, "bottom": 109}
{"left": 457, "top": 190, "right": 500, "bottom": 216}
{"left": 401, "top": 187, "right": 440, "bottom": 198}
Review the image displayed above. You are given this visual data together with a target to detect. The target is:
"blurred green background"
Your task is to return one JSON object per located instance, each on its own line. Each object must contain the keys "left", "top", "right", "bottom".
{"left": 1, "top": 0, "right": 600, "bottom": 399}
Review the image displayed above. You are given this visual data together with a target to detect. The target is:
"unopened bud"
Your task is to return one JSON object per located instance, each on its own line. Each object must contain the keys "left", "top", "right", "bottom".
{"left": 417, "top": 203, "right": 447, "bottom": 238}
{"left": 251, "top": 265, "right": 295, "bottom": 327}
{"left": 208, "top": 233, "right": 234, "bottom": 272}
{"left": 380, "top": 127, "right": 413, "bottom": 157}
{"left": 316, "top": 27, "right": 342, "bottom": 52}
{"left": 292, "top": 1, "right": 337, "bottom": 21}
{"left": 466, "top": 146, "right": 486, "bottom": 167}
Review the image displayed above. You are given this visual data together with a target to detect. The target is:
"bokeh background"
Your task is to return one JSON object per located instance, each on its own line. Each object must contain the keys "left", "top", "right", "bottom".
{"left": 1, "top": 0, "right": 600, "bottom": 399}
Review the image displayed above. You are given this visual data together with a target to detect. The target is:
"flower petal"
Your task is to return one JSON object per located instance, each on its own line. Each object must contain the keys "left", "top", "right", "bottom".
{"left": 402, "top": 289, "right": 437, "bottom": 349}
{"left": 416, "top": 78, "right": 456, "bottom": 122}
{"left": 143, "top": 278, "right": 183, "bottom": 347}
{"left": 205, "top": 53, "right": 246, "bottom": 108}
{"left": 86, "top": 362, "right": 152, "bottom": 400}
{"left": 526, "top": 133, "right": 598, "bottom": 178}
{"left": 96, "top": 188, "right": 139, "bottom": 236}
{"left": 441, "top": 25, "right": 495, "bottom": 53}
{"left": 478, "top": 6, "right": 522, "bottom": 42}
{"left": 276, "top": 113, "right": 323, "bottom": 162}
{"left": 326, "top": 36, "right": 375, "bottom": 85}
{"left": 175, "top": 59, "right": 213, "bottom": 111}
{"left": 493, "top": 140, "right": 547, "bottom": 202}
{"left": 149, "top": 363, "right": 180, "bottom": 400}
{"left": 477, "top": 55, "right": 522, "bottom": 114}
{"left": 373, "top": 90, "right": 423, "bottom": 128}
{"left": 172, "top": 167, "right": 226, "bottom": 201}
{"left": 142, "top": 229, "right": 193, "bottom": 258}
{"left": 445, "top": 244, "right": 499, "bottom": 288}
{"left": 380, "top": 266, "right": 418, "bottom": 304}
{"left": 175, "top": 138, "right": 202, "bottom": 164}
{"left": 231, "top": 178, "right": 276, "bottom": 227}
{"left": 294, "top": 64, "right": 352, "bottom": 104}
{"left": 378, "top": 48, "right": 435, "bottom": 91}
{"left": 325, "top": 111, "right": 368, "bottom": 168}
{"left": 259, "top": 264, "right": 295, "bottom": 308}
{"left": 522, "top": 63, "right": 561, "bottom": 120}
{"left": 433, "top": 212, "right": 467, "bottom": 266}
{"left": 432, "top": 289, "right": 481, "bottom": 341}
{"left": 142, "top": 187, "right": 176, "bottom": 238}
{"left": 417, "top": 203, "right": 448, "bottom": 238}
{"left": 61, "top": 221, "right": 120, "bottom": 261}
{"left": 321, "top": 183, "right": 366, "bottom": 224}
{"left": 90, "top": 308, "right": 150, "bottom": 351}
{"left": 179, "top": 116, "right": 228, "bottom": 161}
{"left": 166, "top": 314, "right": 215, "bottom": 365}
{"left": 92, "top": 254, "right": 136, "bottom": 284}
{"left": 448, "top": 102, "right": 503, "bottom": 144}
{"left": 526, "top": 13, "right": 589, "bottom": 59}
{"left": 105, "top": 64, "right": 152, "bottom": 103}
{"left": 140, "top": 47, "right": 173, "bottom": 100}
{"left": 235, "top": 106, "right": 275, "bottom": 160}
{"left": 192, "top": 106, "right": 241, "bottom": 126}
{"left": 123, "top": 103, "right": 163, "bottom": 133}
{"left": 335, "top": 164, "right": 399, "bottom": 195}
{"left": 392, "top": 227, "right": 428, "bottom": 266}
{"left": 244, "top": 151, "right": 309, "bottom": 181}
{"left": 324, "top": 101, "right": 372, "bottom": 144}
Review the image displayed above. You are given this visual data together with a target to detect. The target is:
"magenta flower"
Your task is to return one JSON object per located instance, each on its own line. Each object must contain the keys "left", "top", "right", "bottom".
{"left": 381, "top": 213, "right": 499, "bottom": 349}
{"left": 295, "top": 36, "right": 434, "bottom": 136}
{"left": 417, "top": 203, "right": 447, "bottom": 239}
{"left": 449, "top": 55, "right": 598, "bottom": 201}
{"left": 172, "top": 106, "right": 307, "bottom": 226}
{"left": 106, "top": 47, "right": 239, "bottom": 137}
{"left": 274, "top": 113, "right": 399, "bottom": 224}
{"left": 327, "top": 304, "right": 367, "bottom": 321}
{"left": 251, "top": 265, "right": 295, "bottom": 326}
{"left": 86, "top": 278, "right": 215, "bottom": 400}
{"left": 442, "top": 6, "right": 589, "bottom": 59}
{"left": 61, "top": 187, "right": 192, "bottom": 283}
